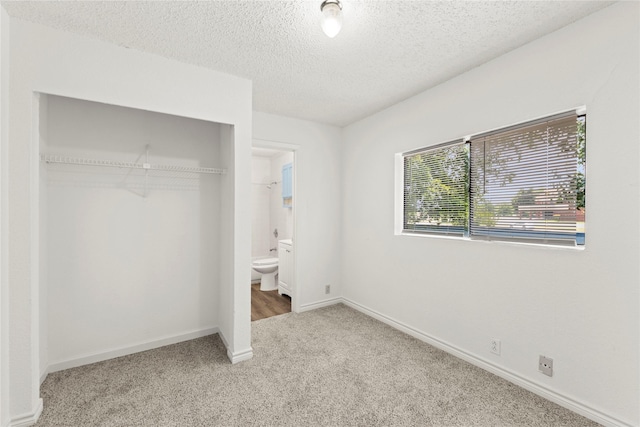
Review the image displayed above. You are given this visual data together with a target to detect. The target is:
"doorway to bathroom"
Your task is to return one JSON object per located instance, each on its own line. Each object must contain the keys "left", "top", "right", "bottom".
{"left": 250, "top": 144, "right": 296, "bottom": 321}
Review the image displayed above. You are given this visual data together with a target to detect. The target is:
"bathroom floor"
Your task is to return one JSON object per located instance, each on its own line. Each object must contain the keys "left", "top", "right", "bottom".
{"left": 251, "top": 283, "right": 291, "bottom": 321}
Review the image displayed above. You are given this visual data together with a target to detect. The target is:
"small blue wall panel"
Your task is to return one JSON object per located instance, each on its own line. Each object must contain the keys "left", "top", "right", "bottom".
{"left": 282, "top": 163, "right": 293, "bottom": 208}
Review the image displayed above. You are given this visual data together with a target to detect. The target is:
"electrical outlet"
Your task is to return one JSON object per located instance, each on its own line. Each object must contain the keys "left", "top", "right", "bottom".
{"left": 325, "top": 284, "right": 331, "bottom": 294}
{"left": 490, "top": 338, "right": 501, "bottom": 355}
{"left": 539, "top": 355, "right": 553, "bottom": 377}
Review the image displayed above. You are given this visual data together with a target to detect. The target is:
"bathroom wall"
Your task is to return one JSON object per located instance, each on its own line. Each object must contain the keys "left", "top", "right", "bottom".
{"left": 44, "top": 95, "right": 221, "bottom": 371}
{"left": 251, "top": 155, "right": 272, "bottom": 259}
{"left": 269, "top": 152, "right": 294, "bottom": 248}
{"left": 251, "top": 151, "right": 294, "bottom": 282}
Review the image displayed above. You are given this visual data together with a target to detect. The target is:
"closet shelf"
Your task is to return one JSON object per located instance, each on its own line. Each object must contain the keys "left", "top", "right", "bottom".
{"left": 41, "top": 154, "right": 226, "bottom": 175}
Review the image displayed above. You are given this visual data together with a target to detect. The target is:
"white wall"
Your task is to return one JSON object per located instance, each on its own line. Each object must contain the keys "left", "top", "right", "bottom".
{"left": 253, "top": 113, "right": 342, "bottom": 310}
{"left": 3, "top": 16, "right": 252, "bottom": 423}
{"left": 38, "top": 95, "right": 48, "bottom": 381}
{"left": 217, "top": 123, "right": 252, "bottom": 363}
{"left": 341, "top": 3, "right": 638, "bottom": 427}
{"left": 43, "top": 95, "right": 221, "bottom": 371}
{"left": 0, "top": 7, "right": 9, "bottom": 427}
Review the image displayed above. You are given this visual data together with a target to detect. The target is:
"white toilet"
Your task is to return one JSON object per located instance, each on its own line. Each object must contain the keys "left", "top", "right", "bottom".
{"left": 252, "top": 257, "right": 279, "bottom": 291}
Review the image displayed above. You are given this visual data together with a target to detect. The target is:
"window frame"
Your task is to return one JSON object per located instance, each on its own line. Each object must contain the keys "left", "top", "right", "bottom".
{"left": 398, "top": 109, "right": 586, "bottom": 248}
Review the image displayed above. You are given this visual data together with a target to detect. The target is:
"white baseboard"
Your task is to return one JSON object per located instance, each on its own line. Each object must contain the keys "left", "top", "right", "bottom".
{"left": 218, "top": 329, "right": 253, "bottom": 364}
{"left": 299, "top": 297, "right": 342, "bottom": 312}
{"left": 341, "top": 297, "right": 633, "bottom": 427}
{"left": 47, "top": 327, "right": 219, "bottom": 373}
{"left": 9, "top": 398, "right": 42, "bottom": 427}
{"left": 228, "top": 347, "right": 253, "bottom": 364}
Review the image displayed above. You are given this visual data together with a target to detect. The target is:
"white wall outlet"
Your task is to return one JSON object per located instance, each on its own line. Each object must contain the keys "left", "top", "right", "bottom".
{"left": 490, "top": 338, "right": 501, "bottom": 355}
{"left": 325, "top": 284, "right": 331, "bottom": 294}
{"left": 539, "top": 355, "right": 553, "bottom": 377}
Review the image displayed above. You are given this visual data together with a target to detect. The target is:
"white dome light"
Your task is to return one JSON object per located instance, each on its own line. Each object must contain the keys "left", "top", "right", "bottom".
{"left": 320, "top": 0, "right": 343, "bottom": 38}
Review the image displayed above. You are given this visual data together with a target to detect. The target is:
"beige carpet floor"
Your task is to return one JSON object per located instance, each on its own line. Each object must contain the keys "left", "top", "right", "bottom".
{"left": 36, "top": 304, "right": 601, "bottom": 426}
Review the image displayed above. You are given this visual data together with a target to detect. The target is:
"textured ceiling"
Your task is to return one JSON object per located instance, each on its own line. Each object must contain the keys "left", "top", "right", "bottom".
{"left": 2, "top": 1, "right": 614, "bottom": 126}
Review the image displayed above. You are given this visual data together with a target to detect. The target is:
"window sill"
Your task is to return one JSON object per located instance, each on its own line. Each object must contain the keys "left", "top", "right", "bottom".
{"left": 398, "top": 231, "right": 585, "bottom": 251}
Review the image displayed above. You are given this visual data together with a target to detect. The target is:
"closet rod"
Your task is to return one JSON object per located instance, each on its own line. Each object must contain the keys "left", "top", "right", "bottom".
{"left": 41, "top": 154, "right": 226, "bottom": 175}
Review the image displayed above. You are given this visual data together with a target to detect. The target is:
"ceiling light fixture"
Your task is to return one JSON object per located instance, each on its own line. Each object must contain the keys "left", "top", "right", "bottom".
{"left": 320, "top": 0, "right": 343, "bottom": 38}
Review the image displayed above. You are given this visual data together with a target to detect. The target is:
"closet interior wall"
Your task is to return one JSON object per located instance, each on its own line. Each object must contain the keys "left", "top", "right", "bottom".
{"left": 40, "top": 95, "right": 222, "bottom": 375}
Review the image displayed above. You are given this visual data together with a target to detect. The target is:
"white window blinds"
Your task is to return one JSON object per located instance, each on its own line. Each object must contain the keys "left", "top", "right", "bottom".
{"left": 469, "top": 112, "right": 579, "bottom": 245}
{"left": 403, "top": 141, "right": 469, "bottom": 236}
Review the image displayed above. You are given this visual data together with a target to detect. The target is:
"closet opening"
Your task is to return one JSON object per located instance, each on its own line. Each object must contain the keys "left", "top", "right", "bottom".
{"left": 38, "top": 94, "right": 233, "bottom": 379}
{"left": 250, "top": 143, "right": 298, "bottom": 321}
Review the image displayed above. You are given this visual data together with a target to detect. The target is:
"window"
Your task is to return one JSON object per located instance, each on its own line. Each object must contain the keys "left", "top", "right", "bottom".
{"left": 402, "top": 111, "right": 586, "bottom": 246}
{"left": 403, "top": 141, "right": 469, "bottom": 236}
